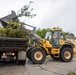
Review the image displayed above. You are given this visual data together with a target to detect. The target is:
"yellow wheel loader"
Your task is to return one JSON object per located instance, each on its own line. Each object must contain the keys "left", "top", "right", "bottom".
{"left": 21, "top": 23, "right": 76, "bottom": 64}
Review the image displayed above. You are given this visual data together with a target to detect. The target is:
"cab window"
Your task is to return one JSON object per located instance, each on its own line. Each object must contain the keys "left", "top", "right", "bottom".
{"left": 44, "top": 32, "right": 51, "bottom": 40}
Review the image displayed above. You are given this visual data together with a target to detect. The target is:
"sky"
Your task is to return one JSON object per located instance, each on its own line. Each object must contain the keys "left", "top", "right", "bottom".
{"left": 0, "top": 0, "right": 76, "bottom": 36}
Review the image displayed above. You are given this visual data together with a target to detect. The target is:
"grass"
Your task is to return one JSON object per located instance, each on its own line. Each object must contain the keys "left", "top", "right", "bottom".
{"left": 74, "top": 54, "right": 76, "bottom": 58}
{"left": 68, "top": 72, "right": 76, "bottom": 75}
{"left": 46, "top": 55, "right": 51, "bottom": 59}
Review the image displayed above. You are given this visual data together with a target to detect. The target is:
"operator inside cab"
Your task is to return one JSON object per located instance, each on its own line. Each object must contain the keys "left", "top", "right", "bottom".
{"left": 52, "top": 35, "right": 59, "bottom": 46}
{"left": 44, "top": 31, "right": 59, "bottom": 47}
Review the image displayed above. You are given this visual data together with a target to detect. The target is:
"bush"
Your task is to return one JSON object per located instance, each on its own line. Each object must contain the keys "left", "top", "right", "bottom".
{"left": 68, "top": 72, "right": 76, "bottom": 75}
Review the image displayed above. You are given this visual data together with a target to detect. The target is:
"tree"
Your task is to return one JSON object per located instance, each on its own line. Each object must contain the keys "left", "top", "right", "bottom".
{"left": 17, "top": 1, "right": 36, "bottom": 18}
{"left": 0, "top": 1, "right": 36, "bottom": 38}
{"left": 36, "top": 27, "right": 75, "bottom": 38}
{"left": 36, "top": 28, "right": 51, "bottom": 38}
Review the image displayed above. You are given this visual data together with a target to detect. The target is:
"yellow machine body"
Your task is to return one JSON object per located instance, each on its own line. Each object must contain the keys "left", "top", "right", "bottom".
{"left": 38, "top": 29, "right": 76, "bottom": 56}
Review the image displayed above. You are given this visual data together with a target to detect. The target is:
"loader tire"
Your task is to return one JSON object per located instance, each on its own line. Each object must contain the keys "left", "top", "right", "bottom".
{"left": 31, "top": 48, "right": 46, "bottom": 64}
{"left": 60, "top": 47, "right": 73, "bottom": 62}
{"left": 50, "top": 54, "right": 59, "bottom": 60}
{"left": 27, "top": 47, "right": 35, "bottom": 60}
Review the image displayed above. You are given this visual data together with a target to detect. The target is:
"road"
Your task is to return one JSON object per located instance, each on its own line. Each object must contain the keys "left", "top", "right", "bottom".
{"left": 0, "top": 58, "right": 76, "bottom": 75}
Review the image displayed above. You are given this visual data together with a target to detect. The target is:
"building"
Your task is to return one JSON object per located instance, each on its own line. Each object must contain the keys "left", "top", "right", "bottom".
{"left": 65, "top": 34, "right": 76, "bottom": 44}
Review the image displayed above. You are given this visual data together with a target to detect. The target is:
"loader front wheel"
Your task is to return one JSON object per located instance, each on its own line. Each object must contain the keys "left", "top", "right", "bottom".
{"left": 60, "top": 47, "right": 73, "bottom": 62}
{"left": 27, "top": 47, "right": 35, "bottom": 60}
{"left": 31, "top": 48, "right": 46, "bottom": 64}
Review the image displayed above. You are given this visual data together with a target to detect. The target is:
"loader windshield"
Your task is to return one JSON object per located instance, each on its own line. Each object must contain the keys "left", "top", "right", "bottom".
{"left": 44, "top": 32, "right": 52, "bottom": 40}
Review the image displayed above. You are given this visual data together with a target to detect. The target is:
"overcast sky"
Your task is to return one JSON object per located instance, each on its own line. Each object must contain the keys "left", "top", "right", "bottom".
{"left": 0, "top": 0, "right": 76, "bottom": 36}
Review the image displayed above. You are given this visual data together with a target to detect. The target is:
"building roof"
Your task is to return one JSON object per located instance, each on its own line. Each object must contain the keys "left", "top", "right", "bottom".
{"left": 65, "top": 34, "right": 76, "bottom": 39}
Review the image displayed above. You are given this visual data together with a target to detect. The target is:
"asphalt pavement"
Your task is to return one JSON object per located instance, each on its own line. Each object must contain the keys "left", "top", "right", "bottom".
{"left": 0, "top": 58, "right": 76, "bottom": 75}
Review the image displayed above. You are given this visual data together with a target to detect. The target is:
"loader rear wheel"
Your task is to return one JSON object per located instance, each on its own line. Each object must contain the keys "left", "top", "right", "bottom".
{"left": 31, "top": 48, "right": 46, "bottom": 64}
{"left": 50, "top": 54, "right": 59, "bottom": 59}
{"left": 60, "top": 47, "right": 73, "bottom": 62}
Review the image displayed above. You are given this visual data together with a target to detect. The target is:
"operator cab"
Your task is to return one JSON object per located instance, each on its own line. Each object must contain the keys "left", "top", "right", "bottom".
{"left": 44, "top": 30, "right": 62, "bottom": 47}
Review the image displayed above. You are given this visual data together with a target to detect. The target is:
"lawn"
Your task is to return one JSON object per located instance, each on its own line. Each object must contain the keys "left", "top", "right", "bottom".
{"left": 68, "top": 72, "right": 76, "bottom": 75}
{"left": 74, "top": 54, "right": 76, "bottom": 58}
